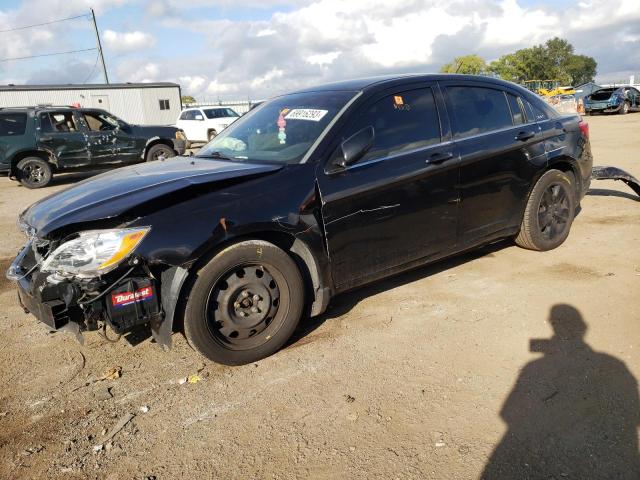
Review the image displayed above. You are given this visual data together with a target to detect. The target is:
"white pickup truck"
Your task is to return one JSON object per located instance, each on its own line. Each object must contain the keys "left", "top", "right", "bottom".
{"left": 176, "top": 107, "right": 240, "bottom": 143}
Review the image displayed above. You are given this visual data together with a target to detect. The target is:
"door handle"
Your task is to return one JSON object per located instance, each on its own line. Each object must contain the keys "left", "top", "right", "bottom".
{"left": 515, "top": 131, "right": 535, "bottom": 142}
{"left": 427, "top": 152, "right": 454, "bottom": 164}
{"left": 39, "top": 136, "right": 53, "bottom": 141}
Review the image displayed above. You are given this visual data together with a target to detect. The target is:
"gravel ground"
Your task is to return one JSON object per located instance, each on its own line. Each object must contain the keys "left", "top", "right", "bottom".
{"left": 0, "top": 114, "right": 639, "bottom": 479}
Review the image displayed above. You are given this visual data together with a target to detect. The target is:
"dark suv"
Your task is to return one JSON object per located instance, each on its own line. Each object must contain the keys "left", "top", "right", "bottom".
{"left": 0, "top": 106, "right": 186, "bottom": 188}
{"left": 7, "top": 74, "right": 592, "bottom": 365}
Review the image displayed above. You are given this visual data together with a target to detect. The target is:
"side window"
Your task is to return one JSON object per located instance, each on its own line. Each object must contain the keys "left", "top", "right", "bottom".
{"left": 522, "top": 99, "right": 548, "bottom": 123}
{"left": 42, "top": 111, "right": 78, "bottom": 133}
{"left": 179, "top": 111, "right": 189, "bottom": 120}
{"left": 0, "top": 113, "right": 27, "bottom": 136}
{"left": 341, "top": 88, "right": 441, "bottom": 162}
{"left": 83, "top": 111, "right": 117, "bottom": 132}
{"left": 506, "top": 93, "right": 525, "bottom": 125}
{"left": 159, "top": 99, "right": 170, "bottom": 110}
{"left": 447, "top": 86, "right": 513, "bottom": 138}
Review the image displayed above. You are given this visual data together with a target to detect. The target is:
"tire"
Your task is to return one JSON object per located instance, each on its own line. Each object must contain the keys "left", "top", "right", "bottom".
{"left": 16, "top": 157, "right": 52, "bottom": 188}
{"left": 620, "top": 101, "right": 630, "bottom": 115}
{"left": 515, "top": 169, "right": 576, "bottom": 251}
{"left": 183, "top": 240, "right": 304, "bottom": 365}
{"left": 145, "top": 143, "right": 176, "bottom": 162}
{"left": 207, "top": 130, "right": 217, "bottom": 142}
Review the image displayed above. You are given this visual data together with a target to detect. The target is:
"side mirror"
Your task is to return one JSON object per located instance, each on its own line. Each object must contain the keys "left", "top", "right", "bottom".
{"left": 117, "top": 120, "right": 130, "bottom": 131}
{"left": 334, "top": 126, "right": 375, "bottom": 169}
{"left": 195, "top": 114, "right": 204, "bottom": 121}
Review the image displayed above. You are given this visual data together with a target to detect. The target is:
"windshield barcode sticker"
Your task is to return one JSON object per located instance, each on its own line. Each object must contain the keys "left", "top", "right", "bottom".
{"left": 284, "top": 109, "right": 328, "bottom": 122}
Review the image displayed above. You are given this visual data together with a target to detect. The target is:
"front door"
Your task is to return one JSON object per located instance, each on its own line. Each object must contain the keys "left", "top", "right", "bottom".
{"left": 317, "top": 84, "right": 460, "bottom": 291}
{"left": 78, "top": 110, "right": 123, "bottom": 166}
{"left": 37, "top": 111, "right": 89, "bottom": 168}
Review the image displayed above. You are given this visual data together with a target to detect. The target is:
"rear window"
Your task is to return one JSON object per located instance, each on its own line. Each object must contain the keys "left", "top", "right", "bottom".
{"left": 446, "top": 86, "right": 513, "bottom": 139}
{"left": 0, "top": 113, "right": 27, "bottom": 137}
{"left": 204, "top": 108, "right": 239, "bottom": 119}
{"left": 506, "top": 93, "right": 525, "bottom": 125}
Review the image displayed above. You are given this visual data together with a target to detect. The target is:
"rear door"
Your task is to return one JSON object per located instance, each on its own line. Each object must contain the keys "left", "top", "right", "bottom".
{"left": 441, "top": 81, "right": 545, "bottom": 245}
{"left": 317, "top": 83, "right": 460, "bottom": 290}
{"left": 37, "top": 110, "right": 90, "bottom": 167}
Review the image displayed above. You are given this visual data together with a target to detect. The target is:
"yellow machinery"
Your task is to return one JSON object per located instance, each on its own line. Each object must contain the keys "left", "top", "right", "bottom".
{"left": 523, "top": 80, "right": 576, "bottom": 97}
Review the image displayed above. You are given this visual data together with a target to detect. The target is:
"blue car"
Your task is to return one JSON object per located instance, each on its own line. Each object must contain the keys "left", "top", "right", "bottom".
{"left": 584, "top": 86, "right": 640, "bottom": 115}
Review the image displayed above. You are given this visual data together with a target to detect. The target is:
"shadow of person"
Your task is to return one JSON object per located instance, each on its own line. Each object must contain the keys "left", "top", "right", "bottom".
{"left": 482, "top": 304, "right": 640, "bottom": 479}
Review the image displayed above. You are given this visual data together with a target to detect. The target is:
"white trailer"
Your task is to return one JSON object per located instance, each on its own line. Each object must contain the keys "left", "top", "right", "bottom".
{"left": 0, "top": 82, "right": 182, "bottom": 126}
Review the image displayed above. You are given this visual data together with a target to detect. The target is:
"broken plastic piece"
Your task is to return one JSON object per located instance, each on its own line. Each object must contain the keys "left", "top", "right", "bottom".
{"left": 591, "top": 166, "right": 640, "bottom": 197}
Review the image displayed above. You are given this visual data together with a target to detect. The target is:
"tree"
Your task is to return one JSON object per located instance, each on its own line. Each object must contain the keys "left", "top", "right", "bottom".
{"left": 181, "top": 95, "right": 196, "bottom": 105}
{"left": 439, "top": 55, "right": 487, "bottom": 75}
{"left": 488, "top": 38, "right": 596, "bottom": 86}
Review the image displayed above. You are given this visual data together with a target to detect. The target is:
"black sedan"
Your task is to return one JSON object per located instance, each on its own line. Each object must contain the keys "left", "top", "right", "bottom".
{"left": 7, "top": 74, "right": 593, "bottom": 365}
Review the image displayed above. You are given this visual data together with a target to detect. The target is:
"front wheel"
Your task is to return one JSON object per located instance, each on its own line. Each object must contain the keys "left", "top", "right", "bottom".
{"left": 620, "top": 101, "right": 630, "bottom": 115}
{"left": 145, "top": 143, "right": 176, "bottom": 162}
{"left": 16, "top": 157, "right": 52, "bottom": 188}
{"left": 184, "top": 240, "right": 304, "bottom": 365}
{"left": 207, "top": 130, "right": 217, "bottom": 142}
{"left": 515, "top": 169, "right": 576, "bottom": 251}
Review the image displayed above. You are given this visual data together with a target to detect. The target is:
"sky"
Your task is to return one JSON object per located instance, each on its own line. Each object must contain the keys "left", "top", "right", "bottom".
{"left": 0, "top": 0, "right": 638, "bottom": 100}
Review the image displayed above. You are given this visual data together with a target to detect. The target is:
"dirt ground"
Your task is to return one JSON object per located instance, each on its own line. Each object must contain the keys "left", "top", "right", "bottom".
{"left": 0, "top": 114, "right": 638, "bottom": 479}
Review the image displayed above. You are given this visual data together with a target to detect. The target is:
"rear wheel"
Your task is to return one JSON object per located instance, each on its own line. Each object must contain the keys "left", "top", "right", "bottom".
{"left": 145, "top": 143, "right": 176, "bottom": 162}
{"left": 16, "top": 157, "right": 52, "bottom": 188}
{"left": 184, "top": 240, "right": 304, "bottom": 365}
{"left": 515, "top": 169, "right": 576, "bottom": 251}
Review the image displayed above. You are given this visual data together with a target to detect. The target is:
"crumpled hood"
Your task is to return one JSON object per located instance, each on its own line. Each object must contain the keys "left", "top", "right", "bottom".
{"left": 22, "top": 157, "right": 282, "bottom": 236}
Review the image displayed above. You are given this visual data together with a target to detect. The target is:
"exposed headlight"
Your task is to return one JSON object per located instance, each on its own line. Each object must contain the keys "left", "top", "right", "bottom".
{"left": 41, "top": 227, "right": 150, "bottom": 278}
{"left": 17, "top": 216, "right": 36, "bottom": 238}
{"left": 176, "top": 130, "right": 186, "bottom": 141}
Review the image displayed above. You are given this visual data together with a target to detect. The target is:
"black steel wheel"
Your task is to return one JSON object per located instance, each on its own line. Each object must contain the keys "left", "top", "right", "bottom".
{"left": 206, "top": 264, "right": 281, "bottom": 350}
{"left": 145, "top": 143, "right": 176, "bottom": 162}
{"left": 184, "top": 240, "right": 304, "bottom": 365}
{"left": 16, "top": 157, "right": 52, "bottom": 188}
{"left": 515, "top": 169, "right": 576, "bottom": 251}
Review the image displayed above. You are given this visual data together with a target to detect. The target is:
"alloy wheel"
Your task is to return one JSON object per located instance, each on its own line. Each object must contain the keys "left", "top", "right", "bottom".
{"left": 538, "top": 183, "right": 571, "bottom": 241}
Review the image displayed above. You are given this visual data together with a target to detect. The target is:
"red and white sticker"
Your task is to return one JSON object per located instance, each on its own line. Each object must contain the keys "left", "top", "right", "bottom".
{"left": 111, "top": 287, "right": 153, "bottom": 308}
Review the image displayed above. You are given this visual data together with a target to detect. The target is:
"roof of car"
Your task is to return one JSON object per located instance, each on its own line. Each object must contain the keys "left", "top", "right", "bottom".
{"left": 288, "top": 73, "right": 521, "bottom": 94}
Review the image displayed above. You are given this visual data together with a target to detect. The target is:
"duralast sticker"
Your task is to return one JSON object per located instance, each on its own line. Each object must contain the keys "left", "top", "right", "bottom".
{"left": 284, "top": 109, "right": 328, "bottom": 122}
{"left": 112, "top": 287, "right": 153, "bottom": 308}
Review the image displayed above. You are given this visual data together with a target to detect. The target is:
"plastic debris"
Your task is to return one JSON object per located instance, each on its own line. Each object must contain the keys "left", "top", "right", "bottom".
{"left": 187, "top": 374, "right": 201, "bottom": 384}
{"left": 102, "top": 366, "right": 122, "bottom": 381}
{"left": 139, "top": 406, "right": 149, "bottom": 413}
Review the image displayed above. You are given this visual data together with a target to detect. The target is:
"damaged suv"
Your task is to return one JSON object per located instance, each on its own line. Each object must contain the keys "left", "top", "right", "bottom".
{"left": 7, "top": 74, "right": 593, "bottom": 365}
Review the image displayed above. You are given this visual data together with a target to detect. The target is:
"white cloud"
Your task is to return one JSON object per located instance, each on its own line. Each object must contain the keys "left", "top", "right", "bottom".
{"left": 103, "top": 30, "right": 156, "bottom": 53}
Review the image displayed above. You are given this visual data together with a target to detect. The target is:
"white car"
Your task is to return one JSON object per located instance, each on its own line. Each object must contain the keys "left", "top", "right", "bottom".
{"left": 176, "top": 107, "right": 240, "bottom": 143}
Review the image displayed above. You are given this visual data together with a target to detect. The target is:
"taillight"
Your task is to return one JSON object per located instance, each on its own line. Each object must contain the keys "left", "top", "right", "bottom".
{"left": 579, "top": 120, "right": 589, "bottom": 139}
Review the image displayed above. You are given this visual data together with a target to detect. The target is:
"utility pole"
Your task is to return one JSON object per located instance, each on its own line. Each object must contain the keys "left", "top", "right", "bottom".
{"left": 90, "top": 8, "right": 109, "bottom": 84}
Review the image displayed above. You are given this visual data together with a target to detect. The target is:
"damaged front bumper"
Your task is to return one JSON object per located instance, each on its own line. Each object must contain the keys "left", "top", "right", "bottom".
{"left": 7, "top": 240, "right": 186, "bottom": 349}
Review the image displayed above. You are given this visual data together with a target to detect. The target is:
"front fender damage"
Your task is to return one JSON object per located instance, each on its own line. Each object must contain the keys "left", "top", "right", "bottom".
{"left": 591, "top": 165, "right": 640, "bottom": 198}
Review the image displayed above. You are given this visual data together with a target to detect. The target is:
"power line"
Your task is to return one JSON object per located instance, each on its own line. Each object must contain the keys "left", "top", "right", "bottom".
{"left": 0, "top": 48, "right": 97, "bottom": 63}
{"left": 83, "top": 53, "right": 100, "bottom": 84}
{"left": 0, "top": 13, "right": 90, "bottom": 34}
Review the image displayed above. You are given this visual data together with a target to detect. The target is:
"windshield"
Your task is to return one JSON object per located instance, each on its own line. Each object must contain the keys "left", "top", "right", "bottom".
{"left": 203, "top": 108, "right": 239, "bottom": 119}
{"left": 196, "top": 90, "right": 357, "bottom": 164}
